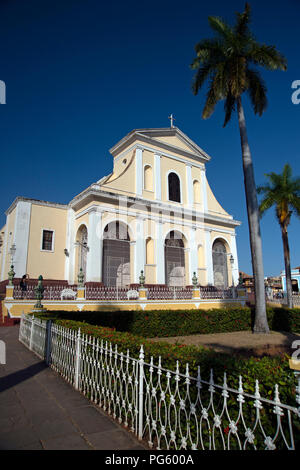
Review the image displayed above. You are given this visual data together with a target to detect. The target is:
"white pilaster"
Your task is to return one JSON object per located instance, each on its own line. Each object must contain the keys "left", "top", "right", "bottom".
{"left": 0, "top": 215, "right": 10, "bottom": 281}
{"left": 134, "top": 217, "right": 145, "bottom": 282}
{"left": 154, "top": 153, "right": 161, "bottom": 200}
{"left": 65, "top": 208, "right": 75, "bottom": 283}
{"left": 156, "top": 221, "right": 165, "bottom": 284}
{"left": 230, "top": 234, "right": 239, "bottom": 286}
{"left": 189, "top": 227, "right": 198, "bottom": 283}
{"left": 136, "top": 147, "right": 143, "bottom": 196}
{"left": 200, "top": 168, "right": 208, "bottom": 213}
{"left": 186, "top": 164, "right": 193, "bottom": 208}
{"left": 86, "top": 209, "right": 103, "bottom": 283}
{"left": 13, "top": 201, "right": 32, "bottom": 278}
{"left": 205, "top": 229, "right": 214, "bottom": 285}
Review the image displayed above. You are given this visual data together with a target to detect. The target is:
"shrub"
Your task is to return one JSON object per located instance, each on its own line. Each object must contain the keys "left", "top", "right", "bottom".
{"left": 36, "top": 306, "right": 300, "bottom": 337}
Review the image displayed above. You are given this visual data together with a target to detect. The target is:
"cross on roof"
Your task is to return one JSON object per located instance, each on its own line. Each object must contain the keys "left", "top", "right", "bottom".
{"left": 168, "top": 114, "right": 175, "bottom": 128}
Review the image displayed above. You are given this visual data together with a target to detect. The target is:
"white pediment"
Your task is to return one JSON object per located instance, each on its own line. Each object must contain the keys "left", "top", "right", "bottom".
{"left": 110, "top": 127, "right": 211, "bottom": 163}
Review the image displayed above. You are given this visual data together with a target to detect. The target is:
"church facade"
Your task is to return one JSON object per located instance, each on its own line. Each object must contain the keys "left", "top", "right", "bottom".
{"left": 0, "top": 127, "right": 241, "bottom": 289}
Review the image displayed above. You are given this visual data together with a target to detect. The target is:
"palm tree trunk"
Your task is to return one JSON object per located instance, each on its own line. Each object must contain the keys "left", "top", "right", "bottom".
{"left": 281, "top": 225, "right": 293, "bottom": 308}
{"left": 237, "top": 96, "right": 269, "bottom": 333}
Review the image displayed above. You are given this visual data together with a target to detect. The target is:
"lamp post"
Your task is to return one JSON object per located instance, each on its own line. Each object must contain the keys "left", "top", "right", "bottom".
{"left": 229, "top": 254, "right": 234, "bottom": 287}
{"left": 10, "top": 243, "right": 16, "bottom": 265}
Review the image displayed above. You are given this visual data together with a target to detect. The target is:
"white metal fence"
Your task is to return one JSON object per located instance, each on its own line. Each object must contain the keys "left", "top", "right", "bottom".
{"left": 19, "top": 314, "right": 300, "bottom": 450}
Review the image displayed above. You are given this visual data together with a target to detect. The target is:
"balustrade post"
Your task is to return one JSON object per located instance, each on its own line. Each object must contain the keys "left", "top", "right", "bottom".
{"left": 29, "top": 315, "right": 35, "bottom": 351}
{"left": 45, "top": 320, "right": 52, "bottom": 365}
{"left": 138, "top": 345, "right": 144, "bottom": 440}
{"left": 74, "top": 328, "right": 81, "bottom": 390}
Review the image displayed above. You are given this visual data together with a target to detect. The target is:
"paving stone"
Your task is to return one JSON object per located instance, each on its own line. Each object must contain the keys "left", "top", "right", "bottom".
{"left": 0, "top": 426, "right": 40, "bottom": 450}
{"left": 31, "top": 417, "right": 79, "bottom": 441}
{"left": 86, "top": 429, "right": 146, "bottom": 450}
{"left": 42, "top": 433, "right": 92, "bottom": 450}
{"left": 67, "top": 405, "right": 119, "bottom": 434}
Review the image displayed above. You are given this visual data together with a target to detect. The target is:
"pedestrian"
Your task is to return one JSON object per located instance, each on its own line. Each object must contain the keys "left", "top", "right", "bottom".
{"left": 19, "top": 274, "right": 28, "bottom": 298}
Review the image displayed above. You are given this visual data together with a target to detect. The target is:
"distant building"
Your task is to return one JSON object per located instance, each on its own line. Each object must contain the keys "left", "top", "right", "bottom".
{"left": 264, "top": 276, "right": 282, "bottom": 292}
{"left": 281, "top": 267, "right": 300, "bottom": 293}
{"left": 239, "top": 271, "right": 254, "bottom": 293}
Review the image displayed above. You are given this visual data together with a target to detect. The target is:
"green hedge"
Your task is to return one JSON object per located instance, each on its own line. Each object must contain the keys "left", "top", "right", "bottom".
{"left": 34, "top": 316, "right": 298, "bottom": 408}
{"left": 36, "top": 306, "right": 300, "bottom": 337}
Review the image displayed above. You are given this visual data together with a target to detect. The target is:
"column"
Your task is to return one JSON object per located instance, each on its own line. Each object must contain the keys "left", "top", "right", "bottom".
{"left": 189, "top": 226, "right": 198, "bottom": 284}
{"left": 230, "top": 234, "right": 239, "bottom": 286}
{"left": 0, "top": 215, "right": 10, "bottom": 281}
{"left": 154, "top": 153, "right": 161, "bottom": 200}
{"left": 156, "top": 221, "right": 165, "bottom": 284}
{"left": 186, "top": 164, "right": 193, "bottom": 208}
{"left": 13, "top": 201, "right": 32, "bottom": 278}
{"left": 136, "top": 147, "right": 143, "bottom": 196}
{"left": 134, "top": 217, "right": 145, "bottom": 283}
{"left": 200, "top": 167, "right": 208, "bottom": 213}
{"left": 205, "top": 229, "right": 214, "bottom": 285}
{"left": 86, "top": 208, "right": 103, "bottom": 283}
{"left": 65, "top": 208, "right": 75, "bottom": 283}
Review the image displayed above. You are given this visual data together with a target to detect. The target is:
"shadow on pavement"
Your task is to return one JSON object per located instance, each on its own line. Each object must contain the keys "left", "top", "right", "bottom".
{"left": 0, "top": 361, "right": 47, "bottom": 393}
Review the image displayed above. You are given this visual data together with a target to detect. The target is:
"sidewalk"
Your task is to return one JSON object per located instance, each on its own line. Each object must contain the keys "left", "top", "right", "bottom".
{"left": 0, "top": 326, "right": 146, "bottom": 450}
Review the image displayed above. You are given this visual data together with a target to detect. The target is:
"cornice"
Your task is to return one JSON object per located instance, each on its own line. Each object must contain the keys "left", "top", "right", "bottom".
{"left": 70, "top": 186, "right": 241, "bottom": 229}
{"left": 5, "top": 197, "right": 69, "bottom": 216}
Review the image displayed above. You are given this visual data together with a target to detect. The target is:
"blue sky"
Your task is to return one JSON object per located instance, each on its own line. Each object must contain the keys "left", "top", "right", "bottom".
{"left": 0, "top": 0, "right": 299, "bottom": 277}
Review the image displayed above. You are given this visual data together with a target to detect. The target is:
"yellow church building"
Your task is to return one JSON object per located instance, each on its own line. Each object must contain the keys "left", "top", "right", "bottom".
{"left": 0, "top": 126, "right": 241, "bottom": 289}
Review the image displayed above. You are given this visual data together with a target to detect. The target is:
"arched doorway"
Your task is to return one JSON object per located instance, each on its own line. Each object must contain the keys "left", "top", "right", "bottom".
{"left": 102, "top": 221, "right": 130, "bottom": 287}
{"left": 212, "top": 239, "right": 229, "bottom": 288}
{"left": 75, "top": 225, "right": 88, "bottom": 282}
{"left": 165, "top": 230, "right": 185, "bottom": 286}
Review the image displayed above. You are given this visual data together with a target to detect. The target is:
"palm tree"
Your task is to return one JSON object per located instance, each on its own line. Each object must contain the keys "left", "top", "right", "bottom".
{"left": 191, "top": 3, "right": 287, "bottom": 333}
{"left": 257, "top": 164, "right": 300, "bottom": 308}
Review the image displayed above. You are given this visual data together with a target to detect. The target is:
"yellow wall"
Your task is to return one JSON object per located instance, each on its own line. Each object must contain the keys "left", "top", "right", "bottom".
{"left": 26, "top": 204, "right": 68, "bottom": 279}
{"left": 4, "top": 298, "right": 246, "bottom": 317}
{"left": 206, "top": 180, "right": 231, "bottom": 219}
{"left": 101, "top": 149, "right": 136, "bottom": 197}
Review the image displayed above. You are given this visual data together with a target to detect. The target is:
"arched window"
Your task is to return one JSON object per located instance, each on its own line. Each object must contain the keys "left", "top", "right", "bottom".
{"left": 193, "top": 180, "right": 201, "bottom": 204}
{"left": 212, "top": 240, "right": 228, "bottom": 289}
{"left": 168, "top": 172, "right": 181, "bottom": 203}
{"left": 144, "top": 165, "right": 153, "bottom": 191}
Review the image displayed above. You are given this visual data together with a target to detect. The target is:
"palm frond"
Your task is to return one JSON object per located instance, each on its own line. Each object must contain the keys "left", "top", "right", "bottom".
{"left": 223, "top": 92, "right": 236, "bottom": 127}
{"left": 247, "top": 42, "right": 287, "bottom": 71}
{"left": 208, "top": 16, "right": 233, "bottom": 41}
{"left": 246, "top": 67, "right": 267, "bottom": 115}
{"left": 234, "top": 2, "right": 251, "bottom": 38}
{"left": 258, "top": 194, "right": 275, "bottom": 217}
{"left": 202, "top": 78, "right": 219, "bottom": 119}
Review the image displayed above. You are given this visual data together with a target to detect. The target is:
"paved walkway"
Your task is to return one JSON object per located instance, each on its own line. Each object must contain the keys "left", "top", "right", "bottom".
{"left": 0, "top": 326, "right": 146, "bottom": 450}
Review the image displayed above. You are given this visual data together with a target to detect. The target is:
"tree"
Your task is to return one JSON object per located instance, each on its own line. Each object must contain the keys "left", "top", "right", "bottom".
{"left": 190, "top": 3, "right": 287, "bottom": 333}
{"left": 257, "top": 164, "right": 300, "bottom": 308}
